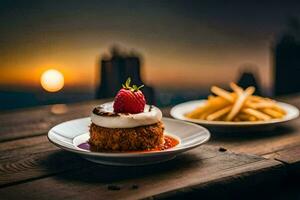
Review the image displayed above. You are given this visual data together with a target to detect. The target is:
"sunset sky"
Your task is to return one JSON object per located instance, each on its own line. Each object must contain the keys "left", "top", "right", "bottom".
{"left": 1, "top": 0, "right": 300, "bottom": 91}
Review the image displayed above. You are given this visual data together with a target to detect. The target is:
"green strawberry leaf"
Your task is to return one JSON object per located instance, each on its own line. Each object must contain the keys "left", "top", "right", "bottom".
{"left": 122, "top": 77, "right": 144, "bottom": 92}
{"left": 125, "top": 77, "right": 131, "bottom": 88}
{"left": 137, "top": 85, "right": 144, "bottom": 90}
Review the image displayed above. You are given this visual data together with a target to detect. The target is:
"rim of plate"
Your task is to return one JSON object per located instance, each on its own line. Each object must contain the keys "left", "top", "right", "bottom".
{"left": 48, "top": 117, "right": 210, "bottom": 157}
{"left": 170, "top": 100, "right": 299, "bottom": 126}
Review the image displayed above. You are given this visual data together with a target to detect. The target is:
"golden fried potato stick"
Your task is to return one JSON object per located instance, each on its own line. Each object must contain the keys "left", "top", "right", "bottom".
{"left": 262, "top": 100, "right": 286, "bottom": 114}
{"left": 261, "top": 108, "right": 284, "bottom": 118}
{"left": 249, "top": 116, "right": 257, "bottom": 121}
{"left": 225, "top": 86, "right": 255, "bottom": 121}
{"left": 211, "top": 86, "right": 235, "bottom": 102}
{"left": 198, "top": 101, "right": 230, "bottom": 119}
{"left": 208, "top": 95, "right": 215, "bottom": 100}
{"left": 247, "top": 98, "right": 286, "bottom": 114}
{"left": 230, "top": 82, "right": 243, "bottom": 94}
{"left": 272, "top": 106, "right": 286, "bottom": 115}
{"left": 185, "top": 96, "right": 230, "bottom": 118}
{"left": 185, "top": 105, "right": 207, "bottom": 118}
{"left": 248, "top": 101, "right": 278, "bottom": 109}
{"left": 236, "top": 113, "right": 251, "bottom": 121}
{"left": 242, "top": 108, "right": 271, "bottom": 121}
{"left": 237, "top": 113, "right": 258, "bottom": 121}
{"left": 199, "top": 112, "right": 211, "bottom": 120}
{"left": 206, "top": 105, "right": 232, "bottom": 121}
{"left": 249, "top": 95, "right": 268, "bottom": 102}
{"left": 229, "top": 82, "right": 259, "bottom": 113}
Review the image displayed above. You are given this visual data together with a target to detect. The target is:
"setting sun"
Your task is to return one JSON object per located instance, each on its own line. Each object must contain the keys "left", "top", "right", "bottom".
{"left": 40, "top": 69, "right": 64, "bottom": 92}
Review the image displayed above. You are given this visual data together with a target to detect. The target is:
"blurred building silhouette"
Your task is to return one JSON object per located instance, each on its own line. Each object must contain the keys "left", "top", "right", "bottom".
{"left": 237, "top": 64, "right": 262, "bottom": 95}
{"left": 274, "top": 17, "right": 300, "bottom": 96}
{"left": 96, "top": 46, "right": 155, "bottom": 104}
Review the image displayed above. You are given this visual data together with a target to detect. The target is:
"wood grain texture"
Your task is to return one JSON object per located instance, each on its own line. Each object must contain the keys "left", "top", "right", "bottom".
{"left": 0, "top": 100, "right": 106, "bottom": 142}
{"left": 0, "top": 145, "right": 284, "bottom": 200}
{"left": 209, "top": 121, "right": 300, "bottom": 156}
{"left": 0, "top": 134, "right": 215, "bottom": 187}
{"left": 0, "top": 95, "right": 300, "bottom": 199}
{"left": 264, "top": 145, "right": 300, "bottom": 164}
{"left": 0, "top": 136, "right": 53, "bottom": 160}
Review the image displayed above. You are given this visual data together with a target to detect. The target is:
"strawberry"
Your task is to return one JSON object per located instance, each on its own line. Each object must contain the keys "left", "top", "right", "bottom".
{"left": 113, "top": 78, "right": 146, "bottom": 114}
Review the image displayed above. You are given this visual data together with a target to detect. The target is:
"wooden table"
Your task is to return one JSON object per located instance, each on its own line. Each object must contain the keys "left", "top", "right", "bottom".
{"left": 1, "top": 96, "right": 300, "bottom": 199}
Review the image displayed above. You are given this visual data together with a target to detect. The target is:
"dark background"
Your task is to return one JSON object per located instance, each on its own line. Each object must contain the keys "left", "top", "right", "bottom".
{"left": 0, "top": 0, "right": 300, "bottom": 110}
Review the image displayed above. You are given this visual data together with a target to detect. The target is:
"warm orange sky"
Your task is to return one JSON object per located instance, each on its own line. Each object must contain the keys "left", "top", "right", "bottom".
{"left": 1, "top": 1, "right": 298, "bottom": 91}
{"left": 0, "top": 40, "right": 271, "bottom": 90}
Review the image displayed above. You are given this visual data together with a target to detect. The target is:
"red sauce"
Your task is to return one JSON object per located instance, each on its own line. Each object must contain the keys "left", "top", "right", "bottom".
{"left": 78, "top": 135, "right": 179, "bottom": 153}
{"left": 150, "top": 135, "right": 179, "bottom": 151}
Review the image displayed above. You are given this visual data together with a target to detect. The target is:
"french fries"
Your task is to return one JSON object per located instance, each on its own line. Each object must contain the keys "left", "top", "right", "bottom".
{"left": 225, "top": 86, "right": 255, "bottom": 121}
{"left": 185, "top": 83, "right": 286, "bottom": 122}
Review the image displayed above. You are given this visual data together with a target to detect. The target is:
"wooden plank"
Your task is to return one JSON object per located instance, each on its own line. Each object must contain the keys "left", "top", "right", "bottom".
{"left": 264, "top": 144, "right": 300, "bottom": 165}
{"left": 0, "top": 100, "right": 103, "bottom": 142}
{"left": 0, "top": 140, "right": 214, "bottom": 187}
{"left": 209, "top": 120, "right": 300, "bottom": 156}
{"left": 0, "top": 136, "right": 92, "bottom": 187}
{"left": 0, "top": 136, "right": 55, "bottom": 161}
{"left": 0, "top": 150, "right": 92, "bottom": 188}
{"left": 263, "top": 145, "right": 300, "bottom": 179}
{"left": 0, "top": 145, "right": 284, "bottom": 200}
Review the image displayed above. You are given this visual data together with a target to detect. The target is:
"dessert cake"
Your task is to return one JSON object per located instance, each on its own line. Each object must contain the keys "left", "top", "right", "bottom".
{"left": 89, "top": 78, "right": 164, "bottom": 151}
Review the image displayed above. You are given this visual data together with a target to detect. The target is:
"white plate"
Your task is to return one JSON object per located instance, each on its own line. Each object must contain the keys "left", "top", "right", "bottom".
{"left": 48, "top": 117, "right": 210, "bottom": 166}
{"left": 170, "top": 100, "right": 299, "bottom": 132}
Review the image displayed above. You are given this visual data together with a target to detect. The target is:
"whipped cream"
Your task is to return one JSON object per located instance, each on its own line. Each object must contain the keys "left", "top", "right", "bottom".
{"left": 91, "top": 102, "right": 162, "bottom": 128}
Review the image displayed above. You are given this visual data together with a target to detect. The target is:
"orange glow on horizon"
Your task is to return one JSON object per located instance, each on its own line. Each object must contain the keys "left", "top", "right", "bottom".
{"left": 0, "top": 61, "right": 94, "bottom": 89}
{"left": 0, "top": 45, "right": 271, "bottom": 90}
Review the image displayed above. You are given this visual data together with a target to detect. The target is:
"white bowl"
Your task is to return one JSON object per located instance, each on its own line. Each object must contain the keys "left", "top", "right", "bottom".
{"left": 48, "top": 117, "right": 210, "bottom": 166}
{"left": 170, "top": 100, "right": 299, "bottom": 132}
